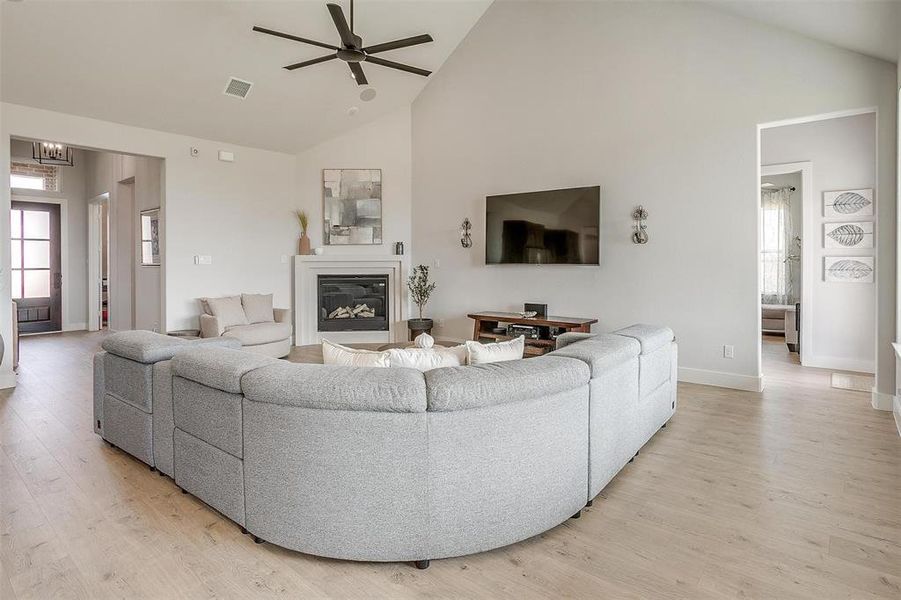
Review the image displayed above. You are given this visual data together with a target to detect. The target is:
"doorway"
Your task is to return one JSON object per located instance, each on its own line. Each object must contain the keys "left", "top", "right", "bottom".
{"left": 88, "top": 194, "right": 110, "bottom": 331}
{"left": 759, "top": 111, "right": 878, "bottom": 390}
{"left": 11, "top": 200, "right": 62, "bottom": 333}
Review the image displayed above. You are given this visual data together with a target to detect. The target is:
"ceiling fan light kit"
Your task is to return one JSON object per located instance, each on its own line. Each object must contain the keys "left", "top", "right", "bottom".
{"left": 253, "top": 0, "right": 434, "bottom": 86}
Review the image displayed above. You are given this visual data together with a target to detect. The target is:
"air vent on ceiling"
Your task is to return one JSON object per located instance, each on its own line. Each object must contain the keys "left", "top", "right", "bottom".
{"left": 223, "top": 77, "right": 253, "bottom": 99}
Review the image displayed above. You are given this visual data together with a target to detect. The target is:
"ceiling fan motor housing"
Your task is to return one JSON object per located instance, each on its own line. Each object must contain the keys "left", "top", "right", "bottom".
{"left": 337, "top": 48, "right": 365, "bottom": 63}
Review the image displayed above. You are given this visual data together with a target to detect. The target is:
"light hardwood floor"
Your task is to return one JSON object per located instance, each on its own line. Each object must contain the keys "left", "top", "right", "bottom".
{"left": 1, "top": 331, "right": 898, "bottom": 599}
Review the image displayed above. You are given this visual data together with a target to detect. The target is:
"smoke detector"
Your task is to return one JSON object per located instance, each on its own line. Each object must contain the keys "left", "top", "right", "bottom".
{"left": 223, "top": 77, "right": 253, "bottom": 99}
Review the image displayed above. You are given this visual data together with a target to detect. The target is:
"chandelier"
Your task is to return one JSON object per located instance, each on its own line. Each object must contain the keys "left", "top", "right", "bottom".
{"left": 32, "top": 141, "right": 74, "bottom": 167}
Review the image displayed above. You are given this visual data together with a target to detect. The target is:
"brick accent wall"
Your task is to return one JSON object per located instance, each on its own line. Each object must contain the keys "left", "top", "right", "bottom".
{"left": 11, "top": 161, "right": 59, "bottom": 191}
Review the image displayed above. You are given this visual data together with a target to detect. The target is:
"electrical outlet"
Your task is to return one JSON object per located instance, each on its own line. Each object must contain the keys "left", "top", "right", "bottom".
{"left": 723, "top": 345, "right": 734, "bottom": 359}
{"left": 433, "top": 258, "right": 440, "bottom": 268}
{"left": 436, "top": 319, "right": 445, "bottom": 328}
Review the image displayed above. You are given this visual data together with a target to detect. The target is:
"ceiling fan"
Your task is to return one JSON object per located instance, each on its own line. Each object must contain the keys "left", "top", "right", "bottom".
{"left": 253, "top": 0, "right": 434, "bottom": 86}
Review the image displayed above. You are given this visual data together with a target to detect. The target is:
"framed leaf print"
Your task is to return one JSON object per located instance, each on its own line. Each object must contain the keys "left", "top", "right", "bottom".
{"left": 823, "top": 189, "right": 873, "bottom": 218}
{"left": 823, "top": 221, "right": 873, "bottom": 249}
{"left": 824, "top": 256, "right": 874, "bottom": 283}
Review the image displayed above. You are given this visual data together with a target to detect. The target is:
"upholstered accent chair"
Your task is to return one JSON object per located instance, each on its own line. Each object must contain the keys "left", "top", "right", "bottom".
{"left": 199, "top": 294, "right": 292, "bottom": 358}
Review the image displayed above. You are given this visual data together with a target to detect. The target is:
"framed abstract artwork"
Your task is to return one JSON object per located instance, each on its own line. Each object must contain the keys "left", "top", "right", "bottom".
{"left": 322, "top": 169, "right": 382, "bottom": 245}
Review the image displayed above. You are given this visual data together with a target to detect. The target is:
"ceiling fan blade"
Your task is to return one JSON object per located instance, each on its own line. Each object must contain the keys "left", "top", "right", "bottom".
{"left": 284, "top": 54, "right": 338, "bottom": 70}
{"left": 253, "top": 26, "right": 339, "bottom": 51}
{"left": 363, "top": 34, "right": 433, "bottom": 55}
{"left": 327, "top": 3, "right": 359, "bottom": 48}
{"left": 348, "top": 62, "right": 368, "bottom": 85}
{"left": 364, "top": 55, "right": 431, "bottom": 77}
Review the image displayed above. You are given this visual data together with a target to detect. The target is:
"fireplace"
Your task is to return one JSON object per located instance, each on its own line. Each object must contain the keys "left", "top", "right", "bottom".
{"left": 318, "top": 274, "right": 389, "bottom": 332}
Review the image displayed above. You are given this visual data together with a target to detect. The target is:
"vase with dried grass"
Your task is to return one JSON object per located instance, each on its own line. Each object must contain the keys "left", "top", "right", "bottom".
{"left": 296, "top": 209, "right": 311, "bottom": 255}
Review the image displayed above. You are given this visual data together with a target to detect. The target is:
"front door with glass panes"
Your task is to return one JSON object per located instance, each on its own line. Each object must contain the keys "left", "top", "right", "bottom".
{"left": 11, "top": 201, "right": 62, "bottom": 333}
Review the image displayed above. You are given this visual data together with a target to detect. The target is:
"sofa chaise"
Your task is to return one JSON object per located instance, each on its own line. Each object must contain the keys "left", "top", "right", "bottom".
{"left": 155, "top": 323, "right": 676, "bottom": 568}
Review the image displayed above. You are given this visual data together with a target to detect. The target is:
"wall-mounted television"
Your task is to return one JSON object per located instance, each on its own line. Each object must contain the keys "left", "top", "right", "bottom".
{"left": 485, "top": 186, "right": 600, "bottom": 265}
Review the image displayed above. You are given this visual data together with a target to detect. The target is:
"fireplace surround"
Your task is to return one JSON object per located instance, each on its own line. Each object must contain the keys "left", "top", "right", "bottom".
{"left": 294, "top": 255, "right": 407, "bottom": 345}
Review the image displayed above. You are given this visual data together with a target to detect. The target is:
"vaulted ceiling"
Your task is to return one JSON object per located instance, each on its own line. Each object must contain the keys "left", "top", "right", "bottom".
{"left": 704, "top": 0, "right": 900, "bottom": 63}
{"left": 1, "top": 0, "right": 491, "bottom": 153}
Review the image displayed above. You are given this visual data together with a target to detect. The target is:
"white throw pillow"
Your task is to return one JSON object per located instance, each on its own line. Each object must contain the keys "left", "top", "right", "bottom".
{"left": 322, "top": 339, "right": 390, "bottom": 368}
{"left": 465, "top": 336, "right": 525, "bottom": 365}
{"left": 206, "top": 295, "right": 249, "bottom": 329}
{"left": 387, "top": 347, "right": 464, "bottom": 372}
{"left": 241, "top": 293, "right": 274, "bottom": 324}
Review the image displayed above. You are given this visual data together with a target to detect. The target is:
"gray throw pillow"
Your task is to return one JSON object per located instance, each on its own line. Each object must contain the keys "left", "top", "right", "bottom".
{"left": 206, "top": 295, "right": 249, "bottom": 329}
{"left": 241, "top": 293, "right": 274, "bottom": 324}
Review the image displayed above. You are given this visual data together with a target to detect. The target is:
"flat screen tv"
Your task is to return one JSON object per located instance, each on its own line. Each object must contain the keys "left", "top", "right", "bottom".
{"left": 485, "top": 186, "right": 600, "bottom": 265}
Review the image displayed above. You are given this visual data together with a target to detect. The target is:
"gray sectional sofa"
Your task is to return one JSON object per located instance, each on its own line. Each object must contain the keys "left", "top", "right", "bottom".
{"left": 93, "top": 324, "right": 677, "bottom": 569}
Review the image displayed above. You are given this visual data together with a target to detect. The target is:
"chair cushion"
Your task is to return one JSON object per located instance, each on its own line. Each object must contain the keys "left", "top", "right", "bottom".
{"left": 224, "top": 322, "right": 291, "bottom": 347}
{"left": 242, "top": 361, "right": 427, "bottom": 412}
{"left": 206, "top": 296, "right": 249, "bottom": 329}
{"left": 613, "top": 324, "right": 674, "bottom": 354}
{"left": 550, "top": 333, "right": 640, "bottom": 378}
{"left": 242, "top": 293, "right": 274, "bottom": 324}
{"left": 101, "top": 331, "right": 241, "bottom": 364}
{"left": 172, "top": 347, "right": 277, "bottom": 394}
{"left": 425, "top": 356, "right": 589, "bottom": 412}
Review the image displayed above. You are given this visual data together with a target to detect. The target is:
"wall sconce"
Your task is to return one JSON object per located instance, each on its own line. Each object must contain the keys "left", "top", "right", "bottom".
{"left": 632, "top": 206, "right": 649, "bottom": 244}
{"left": 460, "top": 218, "right": 472, "bottom": 248}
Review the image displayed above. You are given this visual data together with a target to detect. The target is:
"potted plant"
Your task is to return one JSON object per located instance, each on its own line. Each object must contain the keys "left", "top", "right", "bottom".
{"left": 407, "top": 264, "right": 436, "bottom": 339}
{"left": 296, "top": 209, "right": 311, "bottom": 255}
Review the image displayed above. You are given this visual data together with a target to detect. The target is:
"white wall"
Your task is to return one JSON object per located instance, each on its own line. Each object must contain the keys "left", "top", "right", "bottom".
{"left": 294, "top": 107, "right": 412, "bottom": 259}
{"left": 9, "top": 140, "right": 91, "bottom": 331}
{"left": 410, "top": 1, "right": 898, "bottom": 393}
{"left": 1, "top": 102, "right": 299, "bottom": 369}
{"left": 762, "top": 113, "right": 877, "bottom": 373}
{"left": 82, "top": 150, "right": 164, "bottom": 332}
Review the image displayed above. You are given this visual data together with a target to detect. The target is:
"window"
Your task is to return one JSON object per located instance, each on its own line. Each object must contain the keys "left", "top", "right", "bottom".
{"left": 10, "top": 162, "right": 59, "bottom": 192}
{"left": 10, "top": 207, "right": 52, "bottom": 299}
{"left": 10, "top": 174, "right": 45, "bottom": 190}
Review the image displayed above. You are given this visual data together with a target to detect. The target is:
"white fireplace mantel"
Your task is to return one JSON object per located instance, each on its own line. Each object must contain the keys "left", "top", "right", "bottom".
{"left": 293, "top": 255, "right": 408, "bottom": 346}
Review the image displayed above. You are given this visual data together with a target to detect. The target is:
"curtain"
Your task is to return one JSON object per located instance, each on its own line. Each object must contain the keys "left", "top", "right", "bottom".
{"left": 760, "top": 188, "right": 796, "bottom": 305}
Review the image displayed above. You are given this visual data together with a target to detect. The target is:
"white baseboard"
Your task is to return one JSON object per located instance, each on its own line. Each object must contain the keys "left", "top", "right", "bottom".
{"left": 678, "top": 367, "right": 763, "bottom": 392}
{"left": 802, "top": 355, "right": 875, "bottom": 374}
{"left": 894, "top": 396, "right": 901, "bottom": 437}
{"left": 0, "top": 368, "right": 17, "bottom": 390}
{"left": 871, "top": 390, "right": 896, "bottom": 412}
{"left": 63, "top": 322, "right": 87, "bottom": 332}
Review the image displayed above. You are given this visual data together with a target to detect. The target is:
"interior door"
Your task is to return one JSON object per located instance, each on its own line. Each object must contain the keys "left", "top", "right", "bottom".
{"left": 11, "top": 201, "right": 62, "bottom": 333}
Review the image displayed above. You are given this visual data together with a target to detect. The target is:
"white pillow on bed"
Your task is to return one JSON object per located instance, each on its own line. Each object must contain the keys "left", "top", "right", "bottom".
{"left": 321, "top": 340, "right": 390, "bottom": 368}
{"left": 465, "top": 336, "right": 525, "bottom": 365}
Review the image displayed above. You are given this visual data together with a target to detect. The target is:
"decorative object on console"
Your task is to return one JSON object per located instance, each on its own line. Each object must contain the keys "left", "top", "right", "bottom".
{"left": 524, "top": 302, "right": 548, "bottom": 318}
{"left": 295, "top": 209, "right": 311, "bottom": 255}
{"left": 407, "top": 264, "right": 436, "bottom": 340}
{"left": 460, "top": 218, "right": 472, "bottom": 248}
{"left": 323, "top": 169, "right": 382, "bottom": 245}
{"left": 517, "top": 311, "right": 538, "bottom": 319}
{"left": 313, "top": 247, "right": 324, "bottom": 255}
{"left": 823, "top": 189, "right": 873, "bottom": 217}
{"left": 824, "top": 256, "right": 874, "bottom": 283}
{"left": 632, "top": 205, "right": 649, "bottom": 244}
{"left": 824, "top": 221, "right": 873, "bottom": 249}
